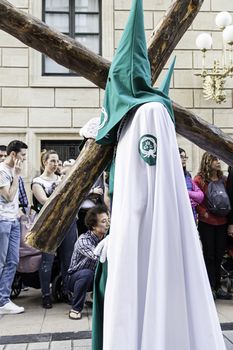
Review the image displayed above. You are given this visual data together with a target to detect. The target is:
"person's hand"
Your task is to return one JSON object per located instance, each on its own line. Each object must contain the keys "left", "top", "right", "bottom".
{"left": 190, "top": 198, "right": 197, "bottom": 207}
{"left": 13, "top": 159, "right": 22, "bottom": 176}
{"left": 94, "top": 236, "right": 109, "bottom": 263}
{"left": 204, "top": 211, "right": 209, "bottom": 218}
{"left": 51, "top": 182, "right": 59, "bottom": 191}
{"left": 228, "top": 225, "right": 233, "bottom": 237}
{"left": 92, "top": 186, "right": 103, "bottom": 196}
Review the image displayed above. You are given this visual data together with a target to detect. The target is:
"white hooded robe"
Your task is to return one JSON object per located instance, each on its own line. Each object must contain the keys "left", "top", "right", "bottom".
{"left": 103, "top": 102, "right": 225, "bottom": 350}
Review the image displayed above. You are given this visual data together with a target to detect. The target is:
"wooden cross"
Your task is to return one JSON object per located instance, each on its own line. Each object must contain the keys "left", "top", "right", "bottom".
{"left": 0, "top": 0, "right": 232, "bottom": 252}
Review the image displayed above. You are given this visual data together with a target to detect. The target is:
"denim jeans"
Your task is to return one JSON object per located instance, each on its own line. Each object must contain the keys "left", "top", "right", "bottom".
{"left": 0, "top": 219, "right": 20, "bottom": 306}
{"left": 68, "top": 269, "right": 94, "bottom": 312}
{"left": 39, "top": 252, "right": 55, "bottom": 296}
{"left": 58, "top": 220, "right": 77, "bottom": 292}
{"left": 39, "top": 220, "right": 77, "bottom": 296}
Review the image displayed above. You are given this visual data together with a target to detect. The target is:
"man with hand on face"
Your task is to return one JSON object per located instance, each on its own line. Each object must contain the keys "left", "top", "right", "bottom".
{"left": 0, "top": 140, "right": 28, "bottom": 315}
{"left": 0, "top": 145, "right": 28, "bottom": 214}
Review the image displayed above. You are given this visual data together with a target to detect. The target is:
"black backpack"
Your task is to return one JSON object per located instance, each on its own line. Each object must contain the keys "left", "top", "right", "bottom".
{"left": 206, "top": 179, "right": 231, "bottom": 216}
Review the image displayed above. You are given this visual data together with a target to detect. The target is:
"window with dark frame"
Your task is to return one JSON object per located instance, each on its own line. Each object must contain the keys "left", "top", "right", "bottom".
{"left": 41, "top": 140, "right": 82, "bottom": 161}
{"left": 42, "top": 0, "right": 102, "bottom": 75}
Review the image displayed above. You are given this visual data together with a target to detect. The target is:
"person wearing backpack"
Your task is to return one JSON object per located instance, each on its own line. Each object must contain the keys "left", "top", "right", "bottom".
{"left": 194, "top": 152, "right": 232, "bottom": 300}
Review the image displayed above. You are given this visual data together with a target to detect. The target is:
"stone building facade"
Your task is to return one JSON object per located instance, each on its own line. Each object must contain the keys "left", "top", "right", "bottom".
{"left": 0, "top": 0, "right": 232, "bottom": 192}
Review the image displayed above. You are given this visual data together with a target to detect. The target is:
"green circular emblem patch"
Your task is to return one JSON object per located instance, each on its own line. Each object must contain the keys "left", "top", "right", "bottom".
{"left": 138, "top": 134, "right": 157, "bottom": 166}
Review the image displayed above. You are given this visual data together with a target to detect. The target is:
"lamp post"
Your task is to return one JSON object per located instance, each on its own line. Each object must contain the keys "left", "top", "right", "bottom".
{"left": 195, "top": 11, "right": 233, "bottom": 104}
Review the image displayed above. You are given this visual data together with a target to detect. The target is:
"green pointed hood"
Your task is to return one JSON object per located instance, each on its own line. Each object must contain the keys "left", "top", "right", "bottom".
{"left": 96, "top": 0, "right": 175, "bottom": 145}
{"left": 159, "top": 57, "right": 176, "bottom": 96}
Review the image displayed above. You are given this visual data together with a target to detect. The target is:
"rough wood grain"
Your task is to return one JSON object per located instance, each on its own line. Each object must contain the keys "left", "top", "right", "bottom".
{"left": 174, "top": 102, "right": 233, "bottom": 166}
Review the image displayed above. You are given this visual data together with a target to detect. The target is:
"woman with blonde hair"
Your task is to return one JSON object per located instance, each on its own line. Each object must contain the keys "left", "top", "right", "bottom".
{"left": 32, "top": 149, "right": 77, "bottom": 308}
{"left": 194, "top": 152, "right": 231, "bottom": 300}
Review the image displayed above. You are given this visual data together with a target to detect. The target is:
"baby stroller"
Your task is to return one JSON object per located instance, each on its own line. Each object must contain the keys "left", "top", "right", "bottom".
{"left": 221, "top": 236, "right": 233, "bottom": 293}
{"left": 11, "top": 211, "right": 63, "bottom": 302}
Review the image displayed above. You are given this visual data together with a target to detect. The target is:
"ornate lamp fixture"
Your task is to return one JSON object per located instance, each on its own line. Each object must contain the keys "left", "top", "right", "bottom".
{"left": 195, "top": 11, "right": 233, "bottom": 104}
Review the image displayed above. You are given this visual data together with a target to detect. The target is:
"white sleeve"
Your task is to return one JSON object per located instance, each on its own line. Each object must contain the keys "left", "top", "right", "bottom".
{"left": 0, "top": 170, "right": 11, "bottom": 188}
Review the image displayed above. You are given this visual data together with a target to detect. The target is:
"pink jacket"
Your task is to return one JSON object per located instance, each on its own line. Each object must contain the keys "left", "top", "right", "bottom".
{"left": 188, "top": 181, "right": 204, "bottom": 207}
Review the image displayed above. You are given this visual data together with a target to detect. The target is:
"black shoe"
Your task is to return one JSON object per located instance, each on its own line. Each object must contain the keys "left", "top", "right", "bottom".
{"left": 216, "top": 288, "right": 232, "bottom": 300}
{"left": 42, "top": 295, "right": 53, "bottom": 309}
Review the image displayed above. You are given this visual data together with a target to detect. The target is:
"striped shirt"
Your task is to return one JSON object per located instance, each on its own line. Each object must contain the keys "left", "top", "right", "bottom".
{"left": 68, "top": 230, "right": 100, "bottom": 274}
{"left": 19, "top": 176, "right": 29, "bottom": 213}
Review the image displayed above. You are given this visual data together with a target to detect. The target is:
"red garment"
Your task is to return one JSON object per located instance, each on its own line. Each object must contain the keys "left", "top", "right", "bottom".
{"left": 194, "top": 175, "right": 228, "bottom": 226}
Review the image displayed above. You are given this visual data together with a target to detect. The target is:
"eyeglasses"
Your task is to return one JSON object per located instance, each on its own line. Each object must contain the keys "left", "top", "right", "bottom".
{"left": 180, "top": 156, "right": 188, "bottom": 160}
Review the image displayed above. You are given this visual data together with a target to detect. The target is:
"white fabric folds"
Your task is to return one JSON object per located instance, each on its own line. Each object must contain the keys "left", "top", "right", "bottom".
{"left": 103, "top": 102, "right": 225, "bottom": 350}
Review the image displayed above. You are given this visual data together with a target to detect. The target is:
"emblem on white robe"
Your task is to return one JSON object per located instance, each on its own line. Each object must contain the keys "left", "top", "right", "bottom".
{"left": 138, "top": 134, "right": 157, "bottom": 165}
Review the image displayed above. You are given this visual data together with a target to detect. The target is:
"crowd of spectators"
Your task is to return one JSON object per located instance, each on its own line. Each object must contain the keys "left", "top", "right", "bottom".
{"left": 0, "top": 139, "right": 233, "bottom": 320}
{"left": 0, "top": 140, "right": 109, "bottom": 318}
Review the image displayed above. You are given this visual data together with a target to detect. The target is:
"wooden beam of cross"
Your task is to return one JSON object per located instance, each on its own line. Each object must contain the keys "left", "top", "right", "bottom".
{"left": 1, "top": 0, "right": 233, "bottom": 252}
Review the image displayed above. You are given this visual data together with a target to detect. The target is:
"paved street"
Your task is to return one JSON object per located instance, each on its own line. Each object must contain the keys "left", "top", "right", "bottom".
{"left": 0, "top": 339, "right": 91, "bottom": 350}
{"left": 0, "top": 289, "right": 92, "bottom": 349}
{"left": 0, "top": 289, "right": 233, "bottom": 349}
{"left": 0, "top": 289, "right": 92, "bottom": 336}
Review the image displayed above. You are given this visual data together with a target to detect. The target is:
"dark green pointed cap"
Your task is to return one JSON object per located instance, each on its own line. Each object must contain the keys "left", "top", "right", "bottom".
{"left": 160, "top": 57, "right": 176, "bottom": 96}
{"left": 96, "top": 0, "right": 175, "bottom": 144}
